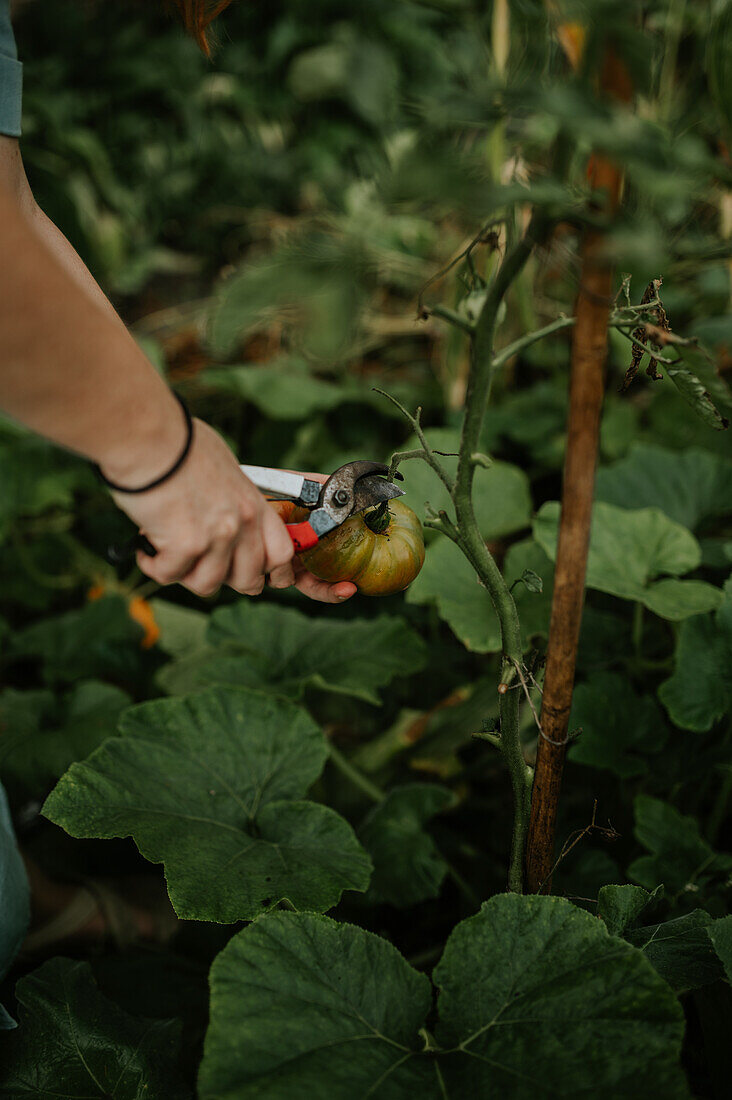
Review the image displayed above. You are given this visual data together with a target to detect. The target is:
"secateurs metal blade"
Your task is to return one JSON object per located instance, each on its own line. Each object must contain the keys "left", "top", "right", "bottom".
{"left": 108, "top": 460, "right": 404, "bottom": 563}
{"left": 240, "top": 460, "right": 405, "bottom": 554}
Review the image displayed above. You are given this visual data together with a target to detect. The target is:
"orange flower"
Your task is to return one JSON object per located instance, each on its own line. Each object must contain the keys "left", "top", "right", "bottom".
{"left": 87, "top": 584, "right": 160, "bottom": 649}
{"left": 128, "top": 596, "right": 161, "bottom": 649}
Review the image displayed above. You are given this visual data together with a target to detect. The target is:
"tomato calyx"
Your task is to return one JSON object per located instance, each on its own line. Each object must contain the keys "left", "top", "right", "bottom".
{"left": 364, "top": 501, "right": 391, "bottom": 535}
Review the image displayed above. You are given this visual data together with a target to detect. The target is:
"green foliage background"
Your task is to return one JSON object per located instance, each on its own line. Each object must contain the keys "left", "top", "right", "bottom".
{"left": 1, "top": 0, "right": 732, "bottom": 1096}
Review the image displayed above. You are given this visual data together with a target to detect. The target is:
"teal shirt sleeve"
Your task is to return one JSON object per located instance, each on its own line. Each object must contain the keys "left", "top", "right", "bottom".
{"left": 0, "top": 781, "right": 30, "bottom": 1029}
{"left": 0, "top": 0, "right": 22, "bottom": 137}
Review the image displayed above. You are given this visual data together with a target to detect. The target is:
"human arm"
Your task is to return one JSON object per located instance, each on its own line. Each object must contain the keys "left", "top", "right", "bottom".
{"left": 0, "top": 141, "right": 355, "bottom": 601}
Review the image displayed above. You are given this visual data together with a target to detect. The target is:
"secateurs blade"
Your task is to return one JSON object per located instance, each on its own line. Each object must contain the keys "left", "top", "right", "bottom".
{"left": 108, "top": 460, "right": 404, "bottom": 562}
{"left": 240, "top": 460, "right": 405, "bottom": 554}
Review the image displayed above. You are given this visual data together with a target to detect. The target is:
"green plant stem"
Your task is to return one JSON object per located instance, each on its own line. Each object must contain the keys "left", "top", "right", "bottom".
{"left": 657, "top": 0, "right": 687, "bottom": 123}
{"left": 375, "top": 388, "right": 455, "bottom": 493}
{"left": 448, "top": 213, "right": 550, "bottom": 892}
{"left": 425, "top": 303, "right": 476, "bottom": 336}
{"left": 491, "top": 315, "right": 576, "bottom": 370}
{"left": 328, "top": 743, "right": 385, "bottom": 804}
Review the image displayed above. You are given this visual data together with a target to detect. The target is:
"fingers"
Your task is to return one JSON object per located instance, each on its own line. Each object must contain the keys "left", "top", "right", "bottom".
{"left": 261, "top": 506, "right": 296, "bottom": 590}
{"left": 226, "top": 535, "right": 268, "bottom": 595}
{"left": 294, "top": 565, "right": 357, "bottom": 604}
{"left": 179, "top": 538, "right": 236, "bottom": 598}
{"left": 268, "top": 562, "right": 296, "bottom": 589}
{"left": 136, "top": 546, "right": 202, "bottom": 587}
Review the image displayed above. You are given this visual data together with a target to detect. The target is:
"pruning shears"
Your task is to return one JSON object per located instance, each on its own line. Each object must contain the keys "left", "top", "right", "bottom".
{"left": 108, "top": 459, "right": 404, "bottom": 563}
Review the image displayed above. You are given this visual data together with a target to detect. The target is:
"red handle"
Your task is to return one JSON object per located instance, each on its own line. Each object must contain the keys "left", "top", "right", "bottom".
{"left": 286, "top": 520, "right": 320, "bottom": 554}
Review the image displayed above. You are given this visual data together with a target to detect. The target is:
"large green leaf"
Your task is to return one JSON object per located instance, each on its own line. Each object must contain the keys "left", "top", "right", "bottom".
{"left": 43, "top": 689, "right": 371, "bottom": 922}
{"left": 406, "top": 537, "right": 552, "bottom": 653}
{"left": 534, "top": 501, "right": 722, "bottom": 619}
{"left": 203, "top": 359, "right": 346, "bottom": 420}
{"left": 659, "top": 577, "right": 732, "bottom": 731}
{"left": 0, "top": 437, "right": 94, "bottom": 545}
{"left": 663, "top": 344, "right": 731, "bottom": 432}
{"left": 11, "top": 595, "right": 144, "bottom": 684}
{"left": 202, "top": 357, "right": 421, "bottom": 422}
{"left": 708, "top": 914, "right": 732, "bottom": 982}
{"left": 597, "top": 884, "right": 662, "bottom": 937}
{"left": 199, "top": 911, "right": 435, "bottom": 1099}
{"left": 158, "top": 602, "right": 426, "bottom": 705}
{"left": 396, "top": 429, "right": 532, "bottom": 540}
{"left": 595, "top": 444, "right": 732, "bottom": 532}
{"left": 433, "top": 895, "right": 688, "bottom": 1097}
{"left": 199, "top": 897, "right": 689, "bottom": 1099}
{"left": 0, "top": 682, "right": 130, "bottom": 797}
{"left": 0, "top": 958, "right": 189, "bottom": 1098}
{"left": 359, "top": 783, "right": 454, "bottom": 907}
{"left": 288, "top": 31, "right": 400, "bottom": 127}
{"left": 629, "top": 795, "right": 732, "bottom": 895}
{"left": 406, "top": 536, "right": 501, "bottom": 652}
{"left": 568, "top": 672, "right": 667, "bottom": 778}
{"left": 150, "top": 599, "right": 208, "bottom": 661}
{"left": 207, "top": 233, "right": 369, "bottom": 360}
{"left": 627, "top": 911, "right": 724, "bottom": 993}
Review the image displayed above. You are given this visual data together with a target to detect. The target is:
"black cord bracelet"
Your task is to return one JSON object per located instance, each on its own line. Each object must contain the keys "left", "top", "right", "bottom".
{"left": 94, "top": 393, "right": 194, "bottom": 494}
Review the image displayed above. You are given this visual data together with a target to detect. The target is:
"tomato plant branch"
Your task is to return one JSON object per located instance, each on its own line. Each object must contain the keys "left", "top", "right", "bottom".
{"left": 491, "top": 315, "right": 576, "bottom": 370}
{"left": 375, "top": 388, "right": 455, "bottom": 493}
{"left": 423, "top": 303, "right": 476, "bottom": 336}
{"left": 445, "top": 210, "right": 556, "bottom": 892}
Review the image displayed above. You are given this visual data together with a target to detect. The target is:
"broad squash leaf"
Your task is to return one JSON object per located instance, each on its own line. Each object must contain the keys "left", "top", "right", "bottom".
{"left": 534, "top": 501, "right": 722, "bottom": 620}
{"left": 0, "top": 958, "right": 188, "bottom": 1098}
{"left": 0, "top": 437, "right": 94, "bottom": 545}
{"left": 207, "top": 233, "right": 368, "bottom": 360}
{"left": 595, "top": 444, "right": 732, "bottom": 532}
{"left": 432, "top": 895, "right": 688, "bottom": 1097}
{"left": 659, "top": 576, "right": 732, "bottom": 731}
{"left": 199, "top": 911, "right": 435, "bottom": 1099}
{"left": 203, "top": 359, "right": 345, "bottom": 420}
{"left": 568, "top": 672, "right": 667, "bottom": 778}
{"left": 0, "top": 682, "right": 130, "bottom": 797}
{"left": 627, "top": 911, "right": 724, "bottom": 993}
{"left": 43, "top": 689, "right": 371, "bottom": 922}
{"left": 150, "top": 599, "right": 208, "bottom": 661}
{"left": 629, "top": 795, "right": 732, "bottom": 895}
{"left": 359, "top": 783, "right": 454, "bottom": 907}
{"left": 158, "top": 602, "right": 426, "bottom": 705}
{"left": 407, "top": 537, "right": 552, "bottom": 653}
{"left": 199, "top": 897, "right": 689, "bottom": 1099}
{"left": 597, "top": 884, "right": 663, "bottom": 936}
{"left": 406, "top": 536, "right": 501, "bottom": 652}
{"left": 202, "top": 358, "right": 423, "bottom": 423}
{"left": 708, "top": 914, "right": 732, "bottom": 982}
{"left": 11, "top": 595, "right": 144, "bottom": 684}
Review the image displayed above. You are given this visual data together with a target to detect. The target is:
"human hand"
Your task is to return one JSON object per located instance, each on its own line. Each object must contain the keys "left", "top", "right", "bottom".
{"left": 106, "top": 423, "right": 355, "bottom": 603}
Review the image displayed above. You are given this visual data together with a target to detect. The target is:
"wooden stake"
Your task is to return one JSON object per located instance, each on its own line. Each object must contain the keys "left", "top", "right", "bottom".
{"left": 524, "top": 47, "right": 631, "bottom": 894}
